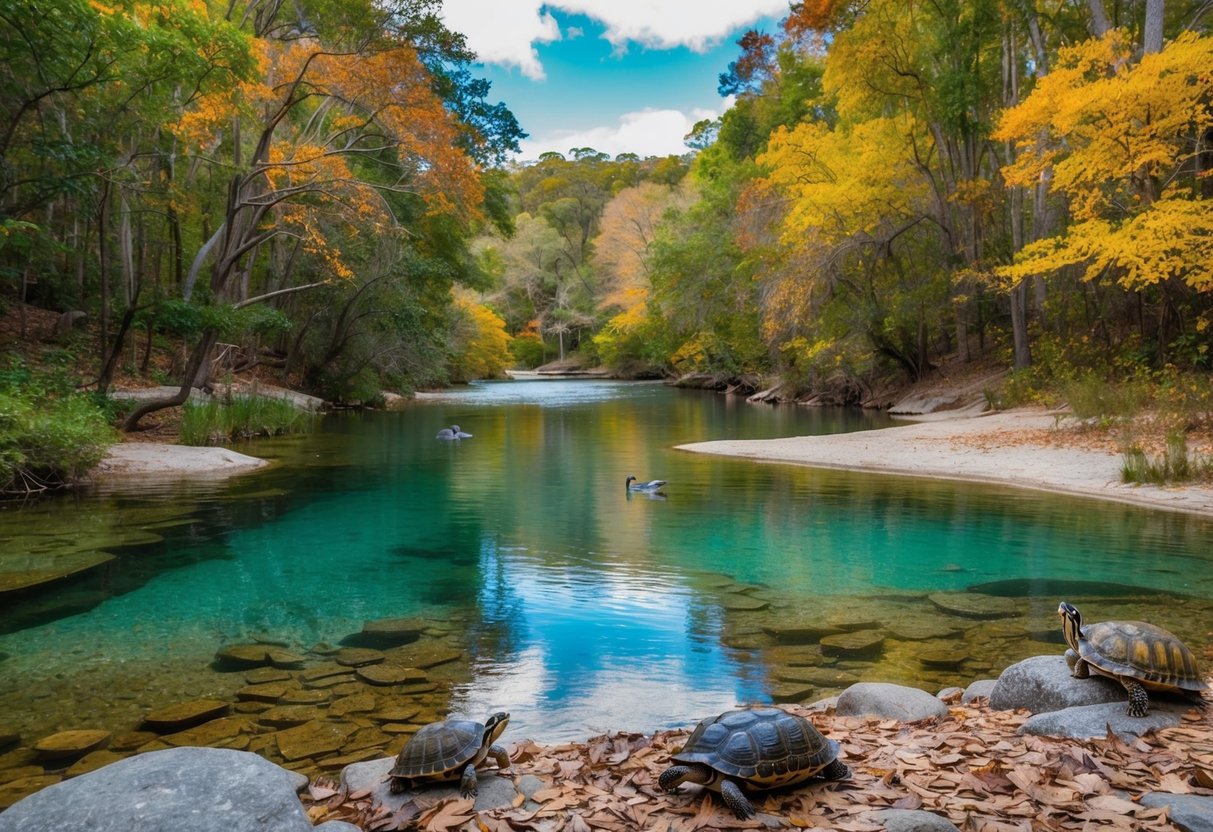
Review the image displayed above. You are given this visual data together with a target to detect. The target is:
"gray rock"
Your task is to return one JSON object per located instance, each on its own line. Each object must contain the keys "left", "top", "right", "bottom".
{"left": 989, "top": 655, "right": 1122, "bottom": 713}
{"left": 1140, "top": 793, "right": 1213, "bottom": 832}
{"left": 1019, "top": 700, "right": 1189, "bottom": 741}
{"left": 339, "top": 756, "right": 517, "bottom": 813}
{"left": 961, "top": 679, "right": 997, "bottom": 704}
{"left": 861, "top": 808, "right": 962, "bottom": 831}
{"left": 836, "top": 683, "right": 949, "bottom": 721}
{"left": 0, "top": 746, "right": 356, "bottom": 832}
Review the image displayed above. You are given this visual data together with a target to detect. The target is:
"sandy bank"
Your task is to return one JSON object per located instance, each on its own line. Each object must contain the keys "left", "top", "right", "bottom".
{"left": 677, "top": 407, "right": 1213, "bottom": 518}
{"left": 93, "top": 443, "right": 269, "bottom": 478}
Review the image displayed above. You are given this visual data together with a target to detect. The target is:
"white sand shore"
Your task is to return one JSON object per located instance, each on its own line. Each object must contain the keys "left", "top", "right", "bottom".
{"left": 677, "top": 407, "right": 1213, "bottom": 518}
{"left": 93, "top": 443, "right": 269, "bottom": 478}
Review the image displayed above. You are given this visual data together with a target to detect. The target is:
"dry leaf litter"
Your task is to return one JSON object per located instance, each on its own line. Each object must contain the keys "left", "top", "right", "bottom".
{"left": 302, "top": 689, "right": 1213, "bottom": 832}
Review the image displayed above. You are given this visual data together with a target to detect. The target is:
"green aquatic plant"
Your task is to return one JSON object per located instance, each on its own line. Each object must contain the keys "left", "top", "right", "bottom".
{"left": 179, "top": 396, "right": 314, "bottom": 446}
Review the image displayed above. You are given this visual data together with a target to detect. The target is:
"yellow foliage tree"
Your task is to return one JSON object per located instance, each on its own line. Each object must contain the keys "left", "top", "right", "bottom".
{"left": 995, "top": 31, "right": 1213, "bottom": 291}
{"left": 450, "top": 295, "right": 513, "bottom": 381}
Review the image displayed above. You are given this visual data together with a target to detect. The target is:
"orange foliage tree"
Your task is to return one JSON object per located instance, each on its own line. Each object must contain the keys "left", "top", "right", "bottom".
{"left": 124, "top": 12, "right": 486, "bottom": 428}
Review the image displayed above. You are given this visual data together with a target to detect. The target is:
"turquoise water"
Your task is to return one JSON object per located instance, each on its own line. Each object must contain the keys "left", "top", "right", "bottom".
{"left": 3, "top": 380, "right": 1213, "bottom": 744}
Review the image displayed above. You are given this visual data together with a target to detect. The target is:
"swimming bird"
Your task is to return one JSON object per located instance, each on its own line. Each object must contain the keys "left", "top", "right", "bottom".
{"left": 436, "top": 425, "right": 473, "bottom": 440}
{"left": 626, "top": 475, "right": 667, "bottom": 492}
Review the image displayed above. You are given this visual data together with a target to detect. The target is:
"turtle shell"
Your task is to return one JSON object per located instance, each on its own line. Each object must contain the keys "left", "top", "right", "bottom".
{"left": 1079, "top": 620, "right": 1208, "bottom": 693}
{"left": 671, "top": 707, "right": 839, "bottom": 789}
{"left": 389, "top": 719, "right": 486, "bottom": 781}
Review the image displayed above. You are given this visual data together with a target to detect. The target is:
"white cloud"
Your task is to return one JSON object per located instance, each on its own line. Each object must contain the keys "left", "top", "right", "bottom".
{"left": 441, "top": 1, "right": 561, "bottom": 80}
{"left": 517, "top": 106, "right": 722, "bottom": 160}
{"left": 441, "top": 0, "right": 788, "bottom": 76}
{"left": 555, "top": 0, "right": 789, "bottom": 51}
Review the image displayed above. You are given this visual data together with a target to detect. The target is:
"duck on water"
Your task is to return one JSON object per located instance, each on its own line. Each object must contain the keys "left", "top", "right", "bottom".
{"left": 436, "top": 425, "right": 473, "bottom": 440}
{"left": 626, "top": 475, "right": 667, "bottom": 493}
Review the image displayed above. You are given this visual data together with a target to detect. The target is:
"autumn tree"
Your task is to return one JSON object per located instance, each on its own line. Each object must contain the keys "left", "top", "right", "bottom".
{"left": 995, "top": 31, "right": 1213, "bottom": 363}
{"left": 121, "top": 0, "right": 514, "bottom": 428}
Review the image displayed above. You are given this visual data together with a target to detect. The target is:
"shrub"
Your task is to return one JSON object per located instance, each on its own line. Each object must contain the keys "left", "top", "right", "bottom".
{"left": 0, "top": 388, "right": 117, "bottom": 494}
{"left": 179, "top": 396, "right": 313, "bottom": 446}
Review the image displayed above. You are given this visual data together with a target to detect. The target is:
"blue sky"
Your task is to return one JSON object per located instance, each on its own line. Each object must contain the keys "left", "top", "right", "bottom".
{"left": 439, "top": 1, "right": 788, "bottom": 160}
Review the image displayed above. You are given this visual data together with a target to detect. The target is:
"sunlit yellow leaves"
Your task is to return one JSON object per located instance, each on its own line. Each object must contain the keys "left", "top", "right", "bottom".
{"left": 757, "top": 115, "right": 928, "bottom": 246}
{"left": 996, "top": 31, "right": 1213, "bottom": 291}
{"left": 450, "top": 295, "right": 513, "bottom": 381}
{"left": 996, "top": 31, "right": 1213, "bottom": 204}
{"left": 1000, "top": 196, "right": 1213, "bottom": 291}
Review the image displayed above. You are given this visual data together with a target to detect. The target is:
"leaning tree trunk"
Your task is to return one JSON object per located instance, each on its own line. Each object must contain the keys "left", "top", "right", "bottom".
{"left": 121, "top": 328, "right": 216, "bottom": 431}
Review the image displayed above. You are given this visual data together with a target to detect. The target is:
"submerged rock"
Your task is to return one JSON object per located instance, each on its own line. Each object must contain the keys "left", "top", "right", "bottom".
{"left": 32, "top": 730, "right": 110, "bottom": 762}
{"left": 928, "top": 592, "right": 1020, "bottom": 619}
{"left": 143, "top": 699, "right": 229, "bottom": 733}
{"left": 820, "top": 629, "right": 886, "bottom": 658}
{"left": 349, "top": 617, "right": 425, "bottom": 647}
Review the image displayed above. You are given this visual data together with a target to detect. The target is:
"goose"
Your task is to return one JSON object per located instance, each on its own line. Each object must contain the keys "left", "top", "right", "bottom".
{"left": 436, "top": 424, "right": 473, "bottom": 440}
{"left": 626, "top": 475, "right": 667, "bottom": 492}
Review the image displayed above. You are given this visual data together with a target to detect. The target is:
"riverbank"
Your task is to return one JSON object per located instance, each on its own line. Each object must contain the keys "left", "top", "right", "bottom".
{"left": 677, "top": 406, "right": 1213, "bottom": 519}
{"left": 91, "top": 443, "right": 269, "bottom": 479}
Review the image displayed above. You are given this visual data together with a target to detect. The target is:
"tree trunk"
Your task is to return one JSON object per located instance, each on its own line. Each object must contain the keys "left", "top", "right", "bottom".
{"left": 98, "top": 306, "right": 138, "bottom": 394}
{"left": 122, "top": 328, "right": 217, "bottom": 431}
{"left": 1143, "top": 0, "right": 1164, "bottom": 53}
{"left": 1086, "top": 0, "right": 1112, "bottom": 36}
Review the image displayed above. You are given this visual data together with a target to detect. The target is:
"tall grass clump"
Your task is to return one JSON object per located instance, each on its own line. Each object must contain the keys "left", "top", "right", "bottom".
{"left": 1122, "top": 432, "right": 1213, "bottom": 485}
{"left": 0, "top": 362, "right": 117, "bottom": 494}
{"left": 180, "top": 396, "right": 313, "bottom": 446}
{"left": 1061, "top": 373, "right": 1152, "bottom": 423}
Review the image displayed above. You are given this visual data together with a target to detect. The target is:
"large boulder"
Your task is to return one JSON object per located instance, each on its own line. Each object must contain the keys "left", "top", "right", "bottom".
{"left": 988, "top": 655, "right": 1122, "bottom": 713}
{"left": 0, "top": 747, "right": 357, "bottom": 832}
{"left": 836, "top": 683, "right": 948, "bottom": 722}
{"left": 1140, "top": 793, "right": 1213, "bottom": 832}
{"left": 1019, "top": 700, "right": 1191, "bottom": 742}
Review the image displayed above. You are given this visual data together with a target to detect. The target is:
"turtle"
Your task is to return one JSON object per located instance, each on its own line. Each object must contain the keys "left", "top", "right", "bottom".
{"left": 1058, "top": 601, "right": 1209, "bottom": 717}
{"left": 387, "top": 711, "right": 510, "bottom": 797}
{"left": 658, "top": 706, "right": 848, "bottom": 820}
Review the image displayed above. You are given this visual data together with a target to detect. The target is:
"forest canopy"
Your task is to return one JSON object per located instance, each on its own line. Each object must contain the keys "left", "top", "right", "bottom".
{"left": 2, "top": 0, "right": 1211, "bottom": 424}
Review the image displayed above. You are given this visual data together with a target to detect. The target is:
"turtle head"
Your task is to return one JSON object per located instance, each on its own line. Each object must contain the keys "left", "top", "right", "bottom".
{"left": 483, "top": 711, "right": 510, "bottom": 745}
{"left": 1058, "top": 601, "right": 1082, "bottom": 649}
{"left": 626, "top": 475, "right": 636, "bottom": 487}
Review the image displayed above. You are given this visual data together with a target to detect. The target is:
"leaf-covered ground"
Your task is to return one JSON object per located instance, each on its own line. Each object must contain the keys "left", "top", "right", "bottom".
{"left": 303, "top": 692, "right": 1213, "bottom": 831}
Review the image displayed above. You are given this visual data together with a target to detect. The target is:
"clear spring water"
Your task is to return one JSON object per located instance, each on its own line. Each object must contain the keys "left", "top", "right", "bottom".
{"left": 2, "top": 380, "right": 1212, "bottom": 745}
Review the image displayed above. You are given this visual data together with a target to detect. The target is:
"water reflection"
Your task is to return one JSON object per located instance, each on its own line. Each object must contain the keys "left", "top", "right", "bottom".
{"left": 1, "top": 380, "right": 1211, "bottom": 763}
{"left": 451, "top": 537, "right": 763, "bottom": 741}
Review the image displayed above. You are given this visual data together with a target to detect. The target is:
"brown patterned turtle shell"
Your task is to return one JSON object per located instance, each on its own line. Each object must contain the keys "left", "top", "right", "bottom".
{"left": 670, "top": 707, "right": 840, "bottom": 789}
{"left": 1077, "top": 619, "right": 1208, "bottom": 693}
{"left": 389, "top": 718, "right": 488, "bottom": 781}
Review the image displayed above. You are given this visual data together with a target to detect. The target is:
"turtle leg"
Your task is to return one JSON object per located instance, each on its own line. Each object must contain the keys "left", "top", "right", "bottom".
{"left": 1067, "top": 651, "right": 1091, "bottom": 679}
{"left": 819, "top": 759, "right": 850, "bottom": 781}
{"left": 719, "top": 778, "right": 756, "bottom": 820}
{"left": 1121, "top": 678, "right": 1149, "bottom": 717}
{"left": 459, "top": 763, "right": 478, "bottom": 799}
{"left": 387, "top": 776, "right": 411, "bottom": 795}
{"left": 488, "top": 743, "right": 510, "bottom": 771}
{"left": 658, "top": 764, "right": 712, "bottom": 792}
